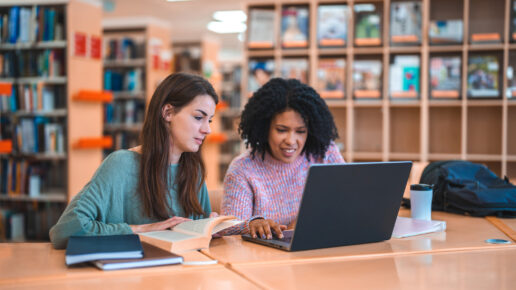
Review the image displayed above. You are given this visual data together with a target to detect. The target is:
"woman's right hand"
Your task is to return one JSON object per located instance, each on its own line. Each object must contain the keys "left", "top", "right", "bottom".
{"left": 130, "top": 216, "right": 191, "bottom": 233}
{"left": 249, "top": 219, "right": 287, "bottom": 239}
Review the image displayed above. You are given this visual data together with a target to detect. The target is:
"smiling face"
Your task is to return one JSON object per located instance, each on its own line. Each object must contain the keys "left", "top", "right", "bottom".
{"left": 268, "top": 109, "right": 308, "bottom": 163}
{"left": 163, "top": 94, "right": 216, "bottom": 162}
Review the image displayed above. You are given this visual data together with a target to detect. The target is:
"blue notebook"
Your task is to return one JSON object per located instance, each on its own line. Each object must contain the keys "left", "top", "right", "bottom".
{"left": 66, "top": 234, "right": 144, "bottom": 266}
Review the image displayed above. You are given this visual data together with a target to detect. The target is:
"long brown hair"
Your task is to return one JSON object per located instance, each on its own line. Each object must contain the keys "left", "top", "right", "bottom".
{"left": 139, "top": 73, "right": 218, "bottom": 219}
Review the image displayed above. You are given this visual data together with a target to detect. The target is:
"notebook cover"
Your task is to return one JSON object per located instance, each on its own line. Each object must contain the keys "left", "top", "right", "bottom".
{"left": 66, "top": 234, "right": 143, "bottom": 265}
{"left": 93, "top": 242, "right": 183, "bottom": 270}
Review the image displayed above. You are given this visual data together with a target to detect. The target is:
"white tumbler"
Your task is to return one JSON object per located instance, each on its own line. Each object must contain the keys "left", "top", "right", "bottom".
{"left": 410, "top": 184, "right": 433, "bottom": 221}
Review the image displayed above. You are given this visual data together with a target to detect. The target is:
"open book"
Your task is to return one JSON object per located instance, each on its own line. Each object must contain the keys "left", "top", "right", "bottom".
{"left": 139, "top": 216, "right": 242, "bottom": 253}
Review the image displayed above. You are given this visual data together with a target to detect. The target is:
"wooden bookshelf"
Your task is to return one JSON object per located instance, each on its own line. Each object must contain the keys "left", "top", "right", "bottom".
{"left": 240, "top": 0, "right": 516, "bottom": 181}
{"left": 0, "top": 0, "right": 103, "bottom": 241}
{"left": 101, "top": 17, "right": 171, "bottom": 155}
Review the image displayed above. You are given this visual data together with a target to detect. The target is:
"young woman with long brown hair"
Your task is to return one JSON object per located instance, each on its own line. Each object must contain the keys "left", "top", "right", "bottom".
{"left": 50, "top": 73, "right": 218, "bottom": 249}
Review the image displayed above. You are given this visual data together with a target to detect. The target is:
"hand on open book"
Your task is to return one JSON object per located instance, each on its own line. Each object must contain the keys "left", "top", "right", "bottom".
{"left": 249, "top": 219, "right": 287, "bottom": 239}
{"left": 129, "top": 216, "right": 191, "bottom": 233}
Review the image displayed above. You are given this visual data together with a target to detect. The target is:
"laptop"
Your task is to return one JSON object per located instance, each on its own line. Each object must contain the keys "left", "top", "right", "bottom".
{"left": 241, "top": 161, "right": 412, "bottom": 251}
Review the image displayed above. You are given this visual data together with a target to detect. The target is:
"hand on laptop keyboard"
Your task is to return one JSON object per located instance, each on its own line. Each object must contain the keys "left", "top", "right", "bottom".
{"left": 249, "top": 218, "right": 287, "bottom": 239}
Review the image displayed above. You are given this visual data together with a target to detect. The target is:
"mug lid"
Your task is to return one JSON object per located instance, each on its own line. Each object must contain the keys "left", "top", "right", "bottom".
{"left": 410, "top": 184, "right": 433, "bottom": 191}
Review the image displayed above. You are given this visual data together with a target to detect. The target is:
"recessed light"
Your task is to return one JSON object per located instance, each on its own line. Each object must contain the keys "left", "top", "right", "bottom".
{"left": 207, "top": 21, "right": 247, "bottom": 34}
{"left": 213, "top": 10, "right": 247, "bottom": 23}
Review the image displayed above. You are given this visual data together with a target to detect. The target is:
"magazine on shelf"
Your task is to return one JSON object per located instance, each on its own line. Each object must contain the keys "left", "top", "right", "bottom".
{"left": 281, "top": 58, "right": 309, "bottom": 84}
{"left": 512, "top": 1, "right": 516, "bottom": 41}
{"left": 390, "top": 1, "right": 422, "bottom": 45}
{"left": 354, "top": 4, "right": 381, "bottom": 46}
{"left": 248, "top": 59, "right": 275, "bottom": 93}
{"left": 429, "top": 20, "right": 463, "bottom": 44}
{"left": 467, "top": 55, "right": 500, "bottom": 98}
{"left": 506, "top": 65, "right": 516, "bottom": 98}
{"left": 317, "top": 4, "right": 349, "bottom": 47}
{"left": 281, "top": 6, "right": 309, "bottom": 48}
{"left": 430, "top": 56, "right": 461, "bottom": 99}
{"left": 389, "top": 55, "right": 420, "bottom": 99}
{"left": 248, "top": 8, "right": 276, "bottom": 49}
{"left": 353, "top": 60, "right": 382, "bottom": 99}
{"left": 317, "top": 58, "right": 346, "bottom": 99}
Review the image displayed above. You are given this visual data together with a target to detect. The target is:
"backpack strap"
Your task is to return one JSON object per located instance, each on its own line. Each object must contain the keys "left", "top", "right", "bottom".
{"left": 485, "top": 216, "right": 516, "bottom": 242}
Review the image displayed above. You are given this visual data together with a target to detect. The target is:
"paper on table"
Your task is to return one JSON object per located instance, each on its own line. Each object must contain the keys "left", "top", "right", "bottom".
{"left": 392, "top": 216, "right": 446, "bottom": 238}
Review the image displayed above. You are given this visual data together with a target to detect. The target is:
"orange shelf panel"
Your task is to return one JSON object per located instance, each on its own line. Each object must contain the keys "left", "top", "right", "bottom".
{"left": 0, "top": 83, "right": 12, "bottom": 96}
{"left": 74, "top": 90, "right": 113, "bottom": 102}
{"left": 74, "top": 136, "right": 113, "bottom": 149}
{"left": 216, "top": 101, "right": 229, "bottom": 111}
{"left": 0, "top": 140, "right": 12, "bottom": 153}
{"left": 206, "top": 133, "right": 228, "bottom": 144}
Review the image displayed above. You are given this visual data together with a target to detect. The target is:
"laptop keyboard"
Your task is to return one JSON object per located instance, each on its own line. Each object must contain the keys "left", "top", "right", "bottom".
{"left": 272, "top": 230, "right": 294, "bottom": 243}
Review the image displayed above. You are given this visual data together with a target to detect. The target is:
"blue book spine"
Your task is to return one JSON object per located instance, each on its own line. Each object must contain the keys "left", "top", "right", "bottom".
{"left": 8, "top": 7, "right": 20, "bottom": 44}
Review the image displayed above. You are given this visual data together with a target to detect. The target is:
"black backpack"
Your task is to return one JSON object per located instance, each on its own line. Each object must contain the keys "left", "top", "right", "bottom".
{"left": 413, "top": 160, "right": 516, "bottom": 217}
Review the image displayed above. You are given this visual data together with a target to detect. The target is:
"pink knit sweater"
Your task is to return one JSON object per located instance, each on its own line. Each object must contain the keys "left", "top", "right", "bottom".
{"left": 221, "top": 143, "right": 345, "bottom": 234}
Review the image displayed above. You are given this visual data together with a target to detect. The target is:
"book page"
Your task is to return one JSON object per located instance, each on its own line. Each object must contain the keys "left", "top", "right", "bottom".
{"left": 211, "top": 220, "right": 244, "bottom": 234}
{"left": 140, "top": 230, "right": 197, "bottom": 242}
{"left": 173, "top": 218, "right": 219, "bottom": 236}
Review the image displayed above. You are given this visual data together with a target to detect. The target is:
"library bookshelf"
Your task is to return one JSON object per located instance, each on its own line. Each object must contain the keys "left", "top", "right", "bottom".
{"left": 241, "top": 0, "right": 516, "bottom": 182}
{"left": 102, "top": 17, "right": 171, "bottom": 155}
{"left": 0, "top": 0, "right": 104, "bottom": 241}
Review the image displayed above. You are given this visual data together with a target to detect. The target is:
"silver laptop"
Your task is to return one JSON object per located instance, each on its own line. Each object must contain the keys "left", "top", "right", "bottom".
{"left": 242, "top": 161, "right": 412, "bottom": 251}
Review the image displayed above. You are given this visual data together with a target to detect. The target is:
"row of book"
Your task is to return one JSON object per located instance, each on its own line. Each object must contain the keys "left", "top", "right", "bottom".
{"left": 0, "top": 6, "right": 64, "bottom": 44}
{"left": 104, "top": 69, "right": 144, "bottom": 92}
{"left": 0, "top": 84, "right": 64, "bottom": 112}
{"left": 249, "top": 55, "right": 513, "bottom": 99}
{"left": 0, "top": 49, "right": 64, "bottom": 78}
{"left": 0, "top": 158, "right": 64, "bottom": 196}
{"left": 12, "top": 118, "right": 65, "bottom": 154}
{"left": 104, "top": 100, "right": 145, "bottom": 125}
{"left": 0, "top": 204, "right": 63, "bottom": 241}
{"left": 104, "top": 37, "right": 145, "bottom": 60}
{"left": 248, "top": 2, "right": 487, "bottom": 49}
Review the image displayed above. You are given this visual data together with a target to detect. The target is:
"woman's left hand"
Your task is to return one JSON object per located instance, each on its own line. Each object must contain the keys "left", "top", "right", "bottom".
{"left": 209, "top": 212, "right": 219, "bottom": 218}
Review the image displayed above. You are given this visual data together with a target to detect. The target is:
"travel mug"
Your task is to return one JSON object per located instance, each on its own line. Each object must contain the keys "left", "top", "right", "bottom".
{"left": 410, "top": 184, "right": 433, "bottom": 221}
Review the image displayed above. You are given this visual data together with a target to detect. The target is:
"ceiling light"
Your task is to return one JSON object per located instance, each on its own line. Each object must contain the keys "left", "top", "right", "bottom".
{"left": 207, "top": 21, "right": 247, "bottom": 34}
{"left": 213, "top": 10, "right": 247, "bottom": 23}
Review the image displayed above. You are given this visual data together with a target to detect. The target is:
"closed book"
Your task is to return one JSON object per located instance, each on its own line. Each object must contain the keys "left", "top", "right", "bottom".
{"left": 93, "top": 242, "right": 183, "bottom": 270}
{"left": 65, "top": 234, "right": 143, "bottom": 266}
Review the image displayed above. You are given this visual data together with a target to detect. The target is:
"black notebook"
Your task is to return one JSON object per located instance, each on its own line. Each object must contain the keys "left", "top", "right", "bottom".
{"left": 93, "top": 242, "right": 184, "bottom": 270}
{"left": 66, "top": 234, "right": 144, "bottom": 266}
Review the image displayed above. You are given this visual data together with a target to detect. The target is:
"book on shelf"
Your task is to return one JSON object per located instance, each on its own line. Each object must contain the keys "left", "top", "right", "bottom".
{"left": 247, "top": 8, "right": 276, "bottom": 49}
{"left": 281, "top": 58, "right": 309, "bottom": 84}
{"left": 0, "top": 209, "right": 25, "bottom": 241}
{"left": 317, "top": 58, "right": 346, "bottom": 99}
{"left": 430, "top": 56, "right": 461, "bottom": 99}
{"left": 139, "top": 216, "right": 242, "bottom": 253}
{"left": 248, "top": 59, "right": 274, "bottom": 93}
{"left": 93, "top": 242, "right": 183, "bottom": 271}
{"left": 391, "top": 216, "right": 446, "bottom": 238}
{"left": 65, "top": 234, "right": 144, "bottom": 266}
{"left": 0, "top": 6, "right": 64, "bottom": 44}
{"left": 353, "top": 60, "right": 382, "bottom": 99}
{"left": 104, "top": 37, "right": 145, "bottom": 60}
{"left": 429, "top": 20, "right": 463, "bottom": 44}
{"left": 389, "top": 55, "right": 420, "bottom": 99}
{"left": 390, "top": 1, "right": 422, "bottom": 45}
{"left": 281, "top": 6, "right": 309, "bottom": 48}
{"left": 317, "top": 4, "right": 349, "bottom": 47}
{"left": 512, "top": 1, "right": 516, "bottom": 41}
{"left": 467, "top": 55, "right": 500, "bottom": 98}
{"left": 354, "top": 4, "right": 382, "bottom": 46}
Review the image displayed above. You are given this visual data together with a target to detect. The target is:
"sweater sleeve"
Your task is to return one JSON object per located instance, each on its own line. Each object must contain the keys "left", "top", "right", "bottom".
{"left": 49, "top": 153, "right": 134, "bottom": 249}
{"left": 324, "top": 142, "right": 345, "bottom": 164}
{"left": 220, "top": 162, "right": 262, "bottom": 235}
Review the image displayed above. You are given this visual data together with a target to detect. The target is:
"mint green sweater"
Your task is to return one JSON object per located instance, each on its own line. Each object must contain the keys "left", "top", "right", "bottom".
{"left": 49, "top": 150, "right": 212, "bottom": 249}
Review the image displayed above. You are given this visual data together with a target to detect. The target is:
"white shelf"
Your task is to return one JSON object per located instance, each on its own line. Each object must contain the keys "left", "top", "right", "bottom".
{"left": 112, "top": 91, "right": 146, "bottom": 100}
{"left": 0, "top": 40, "right": 66, "bottom": 50}
{"left": 0, "top": 76, "right": 68, "bottom": 85}
{"left": 104, "top": 58, "right": 146, "bottom": 68}
{"left": 12, "top": 109, "right": 67, "bottom": 118}
{"left": 0, "top": 192, "right": 67, "bottom": 202}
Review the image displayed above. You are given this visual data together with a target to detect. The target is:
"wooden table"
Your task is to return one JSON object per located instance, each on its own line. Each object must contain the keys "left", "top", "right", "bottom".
{"left": 202, "top": 210, "right": 515, "bottom": 265}
{"left": 231, "top": 247, "right": 516, "bottom": 290}
{"left": 0, "top": 243, "right": 257, "bottom": 289}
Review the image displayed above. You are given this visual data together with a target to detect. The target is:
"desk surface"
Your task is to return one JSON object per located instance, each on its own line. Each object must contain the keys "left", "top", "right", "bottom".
{"left": 0, "top": 243, "right": 223, "bottom": 286}
{"left": 202, "top": 210, "right": 514, "bottom": 265}
{"left": 232, "top": 247, "right": 516, "bottom": 290}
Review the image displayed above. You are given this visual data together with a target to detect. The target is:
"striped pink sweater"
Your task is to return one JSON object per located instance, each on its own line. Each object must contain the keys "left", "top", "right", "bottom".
{"left": 221, "top": 143, "right": 345, "bottom": 234}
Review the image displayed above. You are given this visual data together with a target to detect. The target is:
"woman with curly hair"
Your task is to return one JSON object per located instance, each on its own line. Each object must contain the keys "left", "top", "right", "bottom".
{"left": 221, "top": 78, "right": 345, "bottom": 239}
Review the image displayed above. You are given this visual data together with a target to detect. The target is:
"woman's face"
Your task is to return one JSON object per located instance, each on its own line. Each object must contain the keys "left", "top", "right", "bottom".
{"left": 163, "top": 94, "right": 216, "bottom": 156}
{"left": 268, "top": 109, "right": 308, "bottom": 163}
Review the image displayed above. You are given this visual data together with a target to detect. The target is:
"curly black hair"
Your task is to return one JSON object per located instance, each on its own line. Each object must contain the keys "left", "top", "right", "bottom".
{"left": 239, "top": 78, "right": 339, "bottom": 160}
